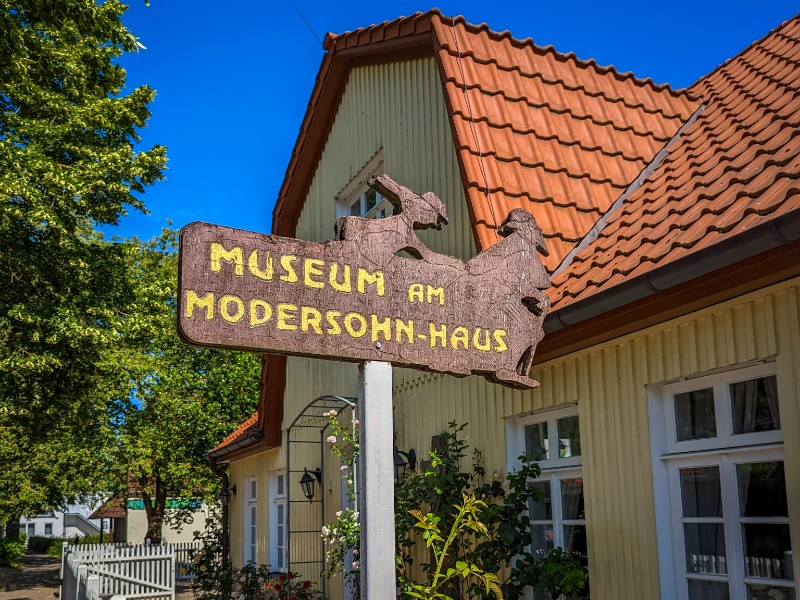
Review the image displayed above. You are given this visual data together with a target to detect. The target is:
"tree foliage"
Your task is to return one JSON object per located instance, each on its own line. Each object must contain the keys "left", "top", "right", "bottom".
{"left": 109, "top": 232, "right": 261, "bottom": 543}
{"left": 0, "top": 0, "right": 166, "bottom": 522}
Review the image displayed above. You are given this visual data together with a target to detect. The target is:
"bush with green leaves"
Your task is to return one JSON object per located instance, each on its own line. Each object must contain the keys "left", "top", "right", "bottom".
{"left": 26, "top": 535, "right": 52, "bottom": 552}
{"left": 323, "top": 420, "right": 587, "bottom": 599}
{"left": 0, "top": 538, "right": 25, "bottom": 568}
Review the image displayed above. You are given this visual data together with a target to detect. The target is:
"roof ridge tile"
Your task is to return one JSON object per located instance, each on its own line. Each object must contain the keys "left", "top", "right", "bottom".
{"left": 439, "top": 14, "right": 695, "bottom": 100}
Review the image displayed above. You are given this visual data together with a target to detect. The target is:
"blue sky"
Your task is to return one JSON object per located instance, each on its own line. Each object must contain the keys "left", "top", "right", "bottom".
{"left": 114, "top": 1, "right": 799, "bottom": 241}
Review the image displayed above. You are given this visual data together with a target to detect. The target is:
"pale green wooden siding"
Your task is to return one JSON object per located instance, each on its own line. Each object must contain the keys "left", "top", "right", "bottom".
{"left": 295, "top": 58, "right": 475, "bottom": 264}
{"left": 393, "top": 280, "right": 800, "bottom": 600}
{"left": 229, "top": 450, "right": 280, "bottom": 568}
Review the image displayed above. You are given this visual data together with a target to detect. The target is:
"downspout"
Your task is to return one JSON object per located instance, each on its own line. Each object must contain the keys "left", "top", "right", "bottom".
{"left": 206, "top": 455, "right": 231, "bottom": 571}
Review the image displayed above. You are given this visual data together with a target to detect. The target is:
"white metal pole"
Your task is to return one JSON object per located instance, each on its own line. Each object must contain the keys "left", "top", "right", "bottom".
{"left": 357, "top": 361, "right": 395, "bottom": 600}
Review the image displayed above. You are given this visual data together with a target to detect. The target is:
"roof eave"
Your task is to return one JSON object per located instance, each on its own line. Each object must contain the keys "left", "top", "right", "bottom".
{"left": 272, "top": 22, "right": 437, "bottom": 238}
{"left": 537, "top": 209, "right": 800, "bottom": 363}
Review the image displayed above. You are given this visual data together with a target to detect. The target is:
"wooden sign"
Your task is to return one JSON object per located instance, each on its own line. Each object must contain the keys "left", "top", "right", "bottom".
{"left": 178, "top": 175, "right": 550, "bottom": 389}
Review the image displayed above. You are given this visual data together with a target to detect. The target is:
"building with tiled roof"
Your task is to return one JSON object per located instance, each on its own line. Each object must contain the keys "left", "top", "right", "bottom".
{"left": 211, "top": 11, "right": 800, "bottom": 600}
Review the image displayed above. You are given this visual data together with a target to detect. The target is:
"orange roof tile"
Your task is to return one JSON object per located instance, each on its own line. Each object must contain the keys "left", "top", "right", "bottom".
{"left": 432, "top": 15, "right": 699, "bottom": 270}
{"left": 89, "top": 496, "right": 126, "bottom": 519}
{"left": 550, "top": 14, "right": 800, "bottom": 309}
{"left": 209, "top": 410, "right": 260, "bottom": 454}
{"left": 273, "top": 10, "right": 699, "bottom": 272}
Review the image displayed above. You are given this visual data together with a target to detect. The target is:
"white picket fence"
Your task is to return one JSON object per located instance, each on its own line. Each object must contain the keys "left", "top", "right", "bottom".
{"left": 61, "top": 541, "right": 203, "bottom": 600}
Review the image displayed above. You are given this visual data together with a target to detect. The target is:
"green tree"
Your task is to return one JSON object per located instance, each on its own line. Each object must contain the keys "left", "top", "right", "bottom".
{"left": 0, "top": 0, "right": 166, "bottom": 530}
{"left": 110, "top": 233, "right": 261, "bottom": 543}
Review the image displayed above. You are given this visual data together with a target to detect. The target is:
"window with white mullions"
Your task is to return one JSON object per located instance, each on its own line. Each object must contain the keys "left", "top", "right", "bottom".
{"left": 270, "top": 470, "right": 288, "bottom": 573}
{"left": 244, "top": 477, "right": 258, "bottom": 564}
{"left": 508, "top": 404, "right": 589, "bottom": 599}
{"left": 659, "top": 362, "right": 795, "bottom": 600}
{"left": 336, "top": 151, "right": 391, "bottom": 222}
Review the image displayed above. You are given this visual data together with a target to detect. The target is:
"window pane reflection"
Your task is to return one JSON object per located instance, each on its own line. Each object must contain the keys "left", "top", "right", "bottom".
{"left": 561, "top": 478, "right": 585, "bottom": 520}
{"left": 746, "top": 584, "right": 796, "bottom": 600}
{"left": 742, "top": 524, "right": 794, "bottom": 580}
{"left": 688, "top": 579, "right": 730, "bottom": 600}
{"left": 564, "top": 525, "right": 588, "bottom": 567}
{"left": 557, "top": 415, "right": 581, "bottom": 458}
{"left": 684, "top": 524, "right": 727, "bottom": 574}
{"left": 525, "top": 422, "right": 549, "bottom": 461}
{"left": 529, "top": 481, "right": 552, "bottom": 520}
{"left": 530, "top": 524, "right": 554, "bottom": 558}
{"left": 737, "top": 462, "right": 788, "bottom": 517}
{"left": 675, "top": 387, "right": 716, "bottom": 441}
{"left": 680, "top": 466, "right": 722, "bottom": 517}
{"left": 730, "top": 375, "right": 780, "bottom": 434}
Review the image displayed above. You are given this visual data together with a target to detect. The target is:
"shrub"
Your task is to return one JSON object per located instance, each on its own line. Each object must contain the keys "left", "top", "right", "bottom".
{"left": 27, "top": 535, "right": 53, "bottom": 552}
{"left": 0, "top": 538, "right": 25, "bottom": 568}
{"left": 46, "top": 539, "right": 65, "bottom": 556}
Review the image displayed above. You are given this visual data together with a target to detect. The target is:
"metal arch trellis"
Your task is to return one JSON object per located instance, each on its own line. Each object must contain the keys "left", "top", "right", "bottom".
{"left": 286, "top": 394, "right": 357, "bottom": 598}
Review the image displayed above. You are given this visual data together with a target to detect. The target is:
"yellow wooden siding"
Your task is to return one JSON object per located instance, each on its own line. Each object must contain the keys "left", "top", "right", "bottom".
{"left": 393, "top": 280, "right": 800, "bottom": 600}
{"left": 229, "top": 450, "right": 280, "bottom": 568}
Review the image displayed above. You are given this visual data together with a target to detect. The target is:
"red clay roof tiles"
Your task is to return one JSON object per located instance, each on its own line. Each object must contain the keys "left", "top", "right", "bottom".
{"left": 550, "top": 14, "right": 800, "bottom": 308}
{"left": 209, "top": 410, "right": 259, "bottom": 454}
{"left": 431, "top": 14, "right": 698, "bottom": 270}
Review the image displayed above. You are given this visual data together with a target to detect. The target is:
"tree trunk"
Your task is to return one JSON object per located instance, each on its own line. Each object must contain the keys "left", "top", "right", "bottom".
{"left": 141, "top": 478, "right": 169, "bottom": 544}
{"left": 5, "top": 519, "right": 21, "bottom": 540}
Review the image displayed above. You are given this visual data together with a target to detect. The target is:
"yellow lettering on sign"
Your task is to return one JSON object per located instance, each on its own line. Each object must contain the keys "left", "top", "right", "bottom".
{"left": 329, "top": 263, "right": 351, "bottom": 293}
{"left": 371, "top": 315, "right": 392, "bottom": 342}
{"left": 450, "top": 326, "right": 469, "bottom": 350}
{"left": 220, "top": 294, "right": 245, "bottom": 323}
{"left": 304, "top": 258, "right": 325, "bottom": 289}
{"left": 408, "top": 283, "right": 424, "bottom": 303}
{"left": 249, "top": 300, "right": 273, "bottom": 327}
{"left": 473, "top": 327, "right": 491, "bottom": 351}
{"left": 430, "top": 323, "right": 447, "bottom": 348}
{"left": 493, "top": 330, "right": 508, "bottom": 352}
{"left": 395, "top": 319, "right": 414, "bottom": 344}
{"left": 248, "top": 250, "right": 274, "bottom": 280}
{"left": 277, "top": 303, "right": 298, "bottom": 330}
{"left": 357, "top": 269, "right": 384, "bottom": 296}
{"left": 210, "top": 243, "right": 243, "bottom": 275}
{"left": 301, "top": 306, "right": 323, "bottom": 334}
{"left": 326, "top": 311, "right": 342, "bottom": 335}
{"left": 185, "top": 291, "right": 214, "bottom": 320}
{"left": 279, "top": 255, "right": 298, "bottom": 283}
{"left": 427, "top": 286, "right": 445, "bottom": 305}
{"left": 344, "top": 313, "right": 368, "bottom": 338}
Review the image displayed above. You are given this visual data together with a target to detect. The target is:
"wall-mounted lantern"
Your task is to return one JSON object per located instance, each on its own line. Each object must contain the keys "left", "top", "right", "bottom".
{"left": 299, "top": 467, "right": 322, "bottom": 502}
{"left": 393, "top": 447, "right": 417, "bottom": 482}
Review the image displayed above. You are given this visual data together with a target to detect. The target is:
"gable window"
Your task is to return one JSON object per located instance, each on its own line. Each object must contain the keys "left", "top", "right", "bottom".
{"left": 336, "top": 151, "right": 390, "bottom": 220}
{"left": 269, "top": 470, "right": 288, "bottom": 573}
{"left": 507, "top": 404, "right": 589, "bottom": 598}
{"left": 656, "top": 362, "right": 794, "bottom": 600}
{"left": 244, "top": 478, "right": 257, "bottom": 564}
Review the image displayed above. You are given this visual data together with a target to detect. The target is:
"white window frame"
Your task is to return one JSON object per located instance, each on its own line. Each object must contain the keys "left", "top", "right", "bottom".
{"left": 652, "top": 361, "right": 794, "bottom": 600}
{"left": 663, "top": 361, "right": 781, "bottom": 454}
{"left": 269, "top": 470, "right": 288, "bottom": 573}
{"left": 506, "top": 404, "right": 587, "bottom": 598}
{"left": 336, "top": 151, "right": 390, "bottom": 220}
{"left": 244, "top": 477, "right": 258, "bottom": 564}
{"left": 44, "top": 522, "right": 53, "bottom": 536}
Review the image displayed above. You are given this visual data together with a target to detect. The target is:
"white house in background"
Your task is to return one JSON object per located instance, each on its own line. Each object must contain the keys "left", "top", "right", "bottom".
{"left": 20, "top": 501, "right": 102, "bottom": 539}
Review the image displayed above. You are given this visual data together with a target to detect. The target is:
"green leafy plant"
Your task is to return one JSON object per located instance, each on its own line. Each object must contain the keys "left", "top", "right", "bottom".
{"left": 402, "top": 494, "right": 502, "bottom": 600}
{"left": 525, "top": 547, "right": 587, "bottom": 600}
{"left": 0, "top": 538, "right": 25, "bottom": 568}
